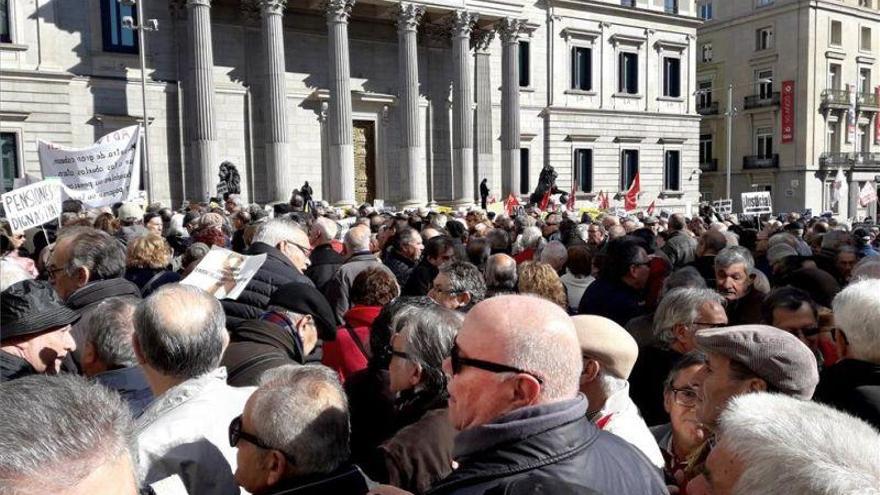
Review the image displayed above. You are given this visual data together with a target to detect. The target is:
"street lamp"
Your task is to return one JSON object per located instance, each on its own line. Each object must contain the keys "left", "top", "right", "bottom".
{"left": 121, "top": 0, "right": 158, "bottom": 202}
{"left": 695, "top": 78, "right": 772, "bottom": 201}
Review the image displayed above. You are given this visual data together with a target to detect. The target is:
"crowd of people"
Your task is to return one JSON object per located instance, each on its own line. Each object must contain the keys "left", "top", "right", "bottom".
{"left": 1, "top": 191, "right": 880, "bottom": 495}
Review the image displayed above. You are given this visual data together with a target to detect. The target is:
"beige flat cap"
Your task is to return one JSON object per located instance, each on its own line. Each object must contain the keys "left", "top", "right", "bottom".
{"left": 572, "top": 315, "right": 639, "bottom": 379}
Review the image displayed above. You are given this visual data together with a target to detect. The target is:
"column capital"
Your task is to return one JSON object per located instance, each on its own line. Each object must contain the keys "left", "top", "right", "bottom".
{"left": 169, "top": 0, "right": 187, "bottom": 18}
{"left": 186, "top": 0, "right": 211, "bottom": 8}
{"left": 258, "top": 0, "right": 286, "bottom": 16}
{"left": 449, "top": 10, "right": 478, "bottom": 38}
{"left": 472, "top": 28, "right": 495, "bottom": 53}
{"left": 497, "top": 17, "right": 526, "bottom": 44}
{"left": 396, "top": 3, "right": 425, "bottom": 33}
{"left": 240, "top": 0, "right": 261, "bottom": 25}
{"left": 325, "top": 0, "right": 355, "bottom": 23}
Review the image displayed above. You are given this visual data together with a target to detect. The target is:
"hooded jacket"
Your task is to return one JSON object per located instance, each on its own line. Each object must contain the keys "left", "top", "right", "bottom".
{"left": 221, "top": 319, "right": 304, "bottom": 388}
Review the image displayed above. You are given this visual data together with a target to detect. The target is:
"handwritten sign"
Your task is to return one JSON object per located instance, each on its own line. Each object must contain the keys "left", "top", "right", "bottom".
{"left": 38, "top": 126, "right": 141, "bottom": 208}
{"left": 741, "top": 191, "right": 773, "bottom": 216}
{"left": 713, "top": 199, "right": 733, "bottom": 215}
{"left": 0, "top": 180, "right": 63, "bottom": 233}
{"left": 181, "top": 246, "right": 267, "bottom": 300}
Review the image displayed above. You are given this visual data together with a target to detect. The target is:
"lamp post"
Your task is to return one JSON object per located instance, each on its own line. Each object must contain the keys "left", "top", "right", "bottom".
{"left": 121, "top": 0, "right": 158, "bottom": 202}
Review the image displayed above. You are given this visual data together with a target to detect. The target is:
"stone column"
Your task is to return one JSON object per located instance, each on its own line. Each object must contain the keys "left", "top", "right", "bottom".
{"left": 186, "top": 0, "right": 219, "bottom": 200}
{"left": 397, "top": 3, "right": 426, "bottom": 207}
{"left": 326, "top": 0, "right": 356, "bottom": 206}
{"left": 451, "top": 10, "right": 478, "bottom": 206}
{"left": 259, "top": 0, "right": 291, "bottom": 203}
{"left": 498, "top": 18, "right": 524, "bottom": 196}
{"left": 474, "top": 28, "right": 495, "bottom": 199}
{"left": 848, "top": 172, "right": 860, "bottom": 220}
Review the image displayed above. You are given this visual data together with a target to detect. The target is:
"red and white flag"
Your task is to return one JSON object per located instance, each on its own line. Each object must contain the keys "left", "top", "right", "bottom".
{"left": 598, "top": 190, "right": 610, "bottom": 210}
{"left": 646, "top": 199, "right": 656, "bottom": 216}
{"left": 504, "top": 193, "right": 520, "bottom": 216}
{"left": 539, "top": 190, "right": 552, "bottom": 211}
{"left": 624, "top": 172, "right": 641, "bottom": 211}
{"left": 566, "top": 184, "right": 576, "bottom": 211}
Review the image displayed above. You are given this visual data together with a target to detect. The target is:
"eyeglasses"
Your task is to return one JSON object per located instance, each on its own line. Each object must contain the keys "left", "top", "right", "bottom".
{"left": 228, "top": 415, "right": 296, "bottom": 462}
{"left": 287, "top": 240, "right": 312, "bottom": 257}
{"left": 691, "top": 321, "right": 728, "bottom": 329}
{"left": 450, "top": 341, "right": 544, "bottom": 385}
{"left": 429, "top": 285, "right": 460, "bottom": 295}
{"left": 631, "top": 260, "right": 651, "bottom": 268}
{"left": 390, "top": 349, "right": 412, "bottom": 361}
{"left": 46, "top": 265, "right": 65, "bottom": 280}
{"left": 791, "top": 326, "right": 821, "bottom": 338}
{"left": 671, "top": 387, "right": 699, "bottom": 408}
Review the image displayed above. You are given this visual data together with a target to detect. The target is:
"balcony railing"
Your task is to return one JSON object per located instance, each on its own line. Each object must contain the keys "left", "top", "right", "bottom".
{"left": 700, "top": 159, "right": 718, "bottom": 171}
{"left": 858, "top": 91, "right": 880, "bottom": 109}
{"left": 820, "top": 152, "right": 880, "bottom": 168}
{"left": 820, "top": 89, "right": 851, "bottom": 108}
{"left": 697, "top": 102, "right": 719, "bottom": 116}
{"left": 743, "top": 154, "right": 779, "bottom": 169}
{"left": 744, "top": 92, "right": 780, "bottom": 110}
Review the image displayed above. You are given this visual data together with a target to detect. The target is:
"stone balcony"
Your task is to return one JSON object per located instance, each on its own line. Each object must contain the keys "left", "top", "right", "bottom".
{"left": 699, "top": 158, "right": 718, "bottom": 171}
{"left": 820, "top": 152, "right": 880, "bottom": 169}
{"left": 697, "top": 101, "right": 719, "bottom": 116}
{"left": 743, "top": 154, "right": 779, "bottom": 170}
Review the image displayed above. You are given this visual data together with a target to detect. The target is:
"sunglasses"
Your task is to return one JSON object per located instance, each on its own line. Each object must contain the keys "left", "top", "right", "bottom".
{"left": 450, "top": 341, "right": 544, "bottom": 385}
{"left": 229, "top": 415, "right": 296, "bottom": 462}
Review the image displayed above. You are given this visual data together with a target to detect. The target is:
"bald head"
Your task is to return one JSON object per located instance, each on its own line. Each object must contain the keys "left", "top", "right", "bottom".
{"left": 344, "top": 224, "right": 371, "bottom": 253}
{"left": 485, "top": 253, "right": 518, "bottom": 291}
{"left": 133, "top": 284, "right": 228, "bottom": 380}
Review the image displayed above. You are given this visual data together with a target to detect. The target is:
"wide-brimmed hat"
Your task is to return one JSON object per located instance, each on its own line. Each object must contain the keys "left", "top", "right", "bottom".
{"left": 1, "top": 280, "right": 79, "bottom": 340}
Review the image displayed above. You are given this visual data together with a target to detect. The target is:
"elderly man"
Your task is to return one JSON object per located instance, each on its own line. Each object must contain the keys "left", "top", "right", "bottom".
{"left": 687, "top": 230, "right": 727, "bottom": 288}
{"left": 0, "top": 375, "right": 140, "bottom": 494}
{"left": 402, "top": 235, "right": 456, "bottom": 297}
{"left": 484, "top": 253, "right": 518, "bottom": 297}
{"left": 705, "top": 393, "right": 880, "bottom": 495}
{"left": 325, "top": 224, "right": 394, "bottom": 323}
{"left": 814, "top": 279, "right": 880, "bottom": 429}
{"left": 428, "top": 261, "right": 486, "bottom": 313}
{"left": 714, "top": 246, "right": 765, "bottom": 325}
{"left": 577, "top": 237, "right": 651, "bottom": 326}
{"left": 134, "top": 284, "right": 254, "bottom": 494}
{"left": 305, "top": 216, "right": 344, "bottom": 290}
{"left": 231, "top": 365, "right": 369, "bottom": 494}
{"left": 586, "top": 223, "right": 606, "bottom": 249}
{"left": 513, "top": 226, "right": 542, "bottom": 264}
{"left": 1, "top": 280, "right": 78, "bottom": 380}
{"left": 660, "top": 214, "right": 697, "bottom": 269}
{"left": 572, "top": 315, "right": 665, "bottom": 469}
{"left": 223, "top": 218, "right": 315, "bottom": 329}
{"left": 425, "top": 295, "right": 667, "bottom": 494}
{"left": 383, "top": 227, "right": 424, "bottom": 287}
{"left": 80, "top": 296, "right": 153, "bottom": 416}
{"left": 539, "top": 240, "right": 568, "bottom": 275}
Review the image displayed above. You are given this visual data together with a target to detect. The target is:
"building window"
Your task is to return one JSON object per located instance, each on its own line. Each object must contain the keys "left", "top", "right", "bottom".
{"left": 829, "top": 64, "right": 841, "bottom": 90}
{"left": 756, "top": 128, "right": 774, "bottom": 158}
{"left": 571, "top": 47, "right": 592, "bottom": 91}
{"left": 758, "top": 69, "right": 773, "bottom": 99}
{"left": 518, "top": 40, "right": 530, "bottom": 88}
{"left": 697, "top": 81, "right": 713, "bottom": 109}
{"left": 101, "top": 0, "right": 138, "bottom": 53}
{"left": 621, "top": 0, "right": 636, "bottom": 6}
{"left": 665, "top": 0, "right": 678, "bottom": 14}
{"left": 861, "top": 27, "right": 872, "bottom": 51}
{"left": 701, "top": 43, "right": 713, "bottom": 63}
{"left": 756, "top": 0, "right": 774, "bottom": 7}
{"left": 699, "top": 134, "right": 714, "bottom": 164}
{"left": 519, "top": 148, "right": 530, "bottom": 194}
{"left": 574, "top": 149, "right": 593, "bottom": 193}
{"left": 756, "top": 27, "right": 773, "bottom": 51}
{"left": 0, "top": 0, "right": 10, "bottom": 43}
{"left": 830, "top": 20, "right": 842, "bottom": 46}
{"left": 698, "top": 1, "right": 713, "bottom": 20}
{"left": 664, "top": 150, "right": 681, "bottom": 191}
{"left": 1, "top": 132, "right": 19, "bottom": 192}
{"left": 663, "top": 57, "right": 681, "bottom": 97}
{"left": 620, "top": 149, "right": 639, "bottom": 190}
{"left": 860, "top": 68, "right": 872, "bottom": 93}
{"left": 618, "top": 52, "right": 639, "bottom": 94}
{"left": 859, "top": 0, "right": 872, "bottom": 8}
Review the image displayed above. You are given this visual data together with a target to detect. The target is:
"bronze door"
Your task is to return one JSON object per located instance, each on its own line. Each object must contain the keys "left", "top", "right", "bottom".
{"left": 353, "top": 120, "right": 376, "bottom": 205}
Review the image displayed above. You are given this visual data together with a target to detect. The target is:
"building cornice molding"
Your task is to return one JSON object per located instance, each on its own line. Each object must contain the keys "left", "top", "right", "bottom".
{"left": 549, "top": 0, "right": 703, "bottom": 28}
{"left": 0, "top": 69, "right": 75, "bottom": 83}
{"left": 542, "top": 105, "right": 702, "bottom": 121}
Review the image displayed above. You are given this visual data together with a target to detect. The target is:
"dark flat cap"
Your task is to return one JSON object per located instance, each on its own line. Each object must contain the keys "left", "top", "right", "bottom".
{"left": 1, "top": 280, "right": 79, "bottom": 340}
{"left": 269, "top": 282, "right": 337, "bottom": 341}
{"left": 695, "top": 324, "right": 819, "bottom": 400}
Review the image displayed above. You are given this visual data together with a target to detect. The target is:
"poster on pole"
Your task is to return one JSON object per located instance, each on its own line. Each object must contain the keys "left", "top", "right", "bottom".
{"left": 712, "top": 199, "right": 733, "bottom": 215}
{"left": 781, "top": 81, "right": 795, "bottom": 143}
{"left": 741, "top": 191, "right": 773, "bottom": 216}
{"left": 180, "top": 246, "right": 267, "bottom": 300}
{"left": 38, "top": 125, "right": 142, "bottom": 208}
{"left": 0, "top": 180, "right": 63, "bottom": 233}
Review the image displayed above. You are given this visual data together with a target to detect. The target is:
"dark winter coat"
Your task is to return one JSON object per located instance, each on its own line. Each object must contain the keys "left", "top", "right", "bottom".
{"left": 402, "top": 260, "right": 438, "bottom": 297}
{"left": 383, "top": 248, "right": 417, "bottom": 288}
{"left": 814, "top": 358, "right": 880, "bottom": 430}
{"left": 258, "top": 464, "right": 369, "bottom": 495}
{"left": 221, "top": 319, "right": 305, "bottom": 388}
{"left": 305, "top": 243, "right": 345, "bottom": 291}
{"left": 577, "top": 277, "right": 647, "bottom": 327}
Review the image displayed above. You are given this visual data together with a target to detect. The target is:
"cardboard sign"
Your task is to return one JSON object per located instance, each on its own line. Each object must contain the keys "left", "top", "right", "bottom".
{"left": 781, "top": 81, "right": 795, "bottom": 143}
{"left": 38, "top": 125, "right": 142, "bottom": 208}
{"left": 181, "top": 246, "right": 267, "bottom": 300}
{"left": 712, "top": 199, "right": 733, "bottom": 215}
{"left": 859, "top": 181, "right": 877, "bottom": 207}
{"left": 0, "top": 180, "right": 63, "bottom": 233}
{"left": 741, "top": 191, "right": 773, "bottom": 216}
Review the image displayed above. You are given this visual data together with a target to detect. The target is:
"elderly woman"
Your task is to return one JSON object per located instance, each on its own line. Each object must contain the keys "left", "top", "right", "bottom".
{"left": 361, "top": 304, "right": 462, "bottom": 494}
{"left": 191, "top": 212, "right": 229, "bottom": 248}
{"left": 0, "top": 221, "right": 37, "bottom": 278}
{"left": 124, "top": 233, "right": 181, "bottom": 297}
{"left": 517, "top": 260, "right": 567, "bottom": 309}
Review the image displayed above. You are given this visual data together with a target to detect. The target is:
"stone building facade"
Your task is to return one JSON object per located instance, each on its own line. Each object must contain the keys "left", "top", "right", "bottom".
{"left": 697, "top": 0, "right": 880, "bottom": 219}
{"left": 1, "top": 0, "right": 700, "bottom": 210}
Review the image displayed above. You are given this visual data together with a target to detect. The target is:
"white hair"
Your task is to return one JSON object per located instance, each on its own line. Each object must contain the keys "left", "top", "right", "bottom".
{"left": 0, "top": 259, "right": 33, "bottom": 291}
{"left": 431, "top": 214, "right": 448, "bottom": 230}
{"left": 852, "top": 258, "right": 880, "bottom": 282}
{"left": 653, "top": 287, "right": 725, "bottom": 344}
{"left": 717, "top": 393, "right": 880, "bottom": 495}
{"left": 344, "top": 225, "right": 371, "bottom": 252}
{"left": 598, "top": 368, "right": 629, "bottom": 395}
{"left": 722, "top": 231, "right": 739, "bottom": 246}
{"left": 539, "top": 241, "right": 568, "bottom": 272}
{"left": 715, "top": 246, "right": 754, "bottom": 273}
{"left": 520, "top": 226, "right": 543, "bottom": 249}
{"left": 311, "top": 217, "right": 338, "bottom": 243}
{"left": 832, "top": 279, "right": 880, "bottom": 363}
{"left": 253, "top": 218, "right": 303, "bottom": 247}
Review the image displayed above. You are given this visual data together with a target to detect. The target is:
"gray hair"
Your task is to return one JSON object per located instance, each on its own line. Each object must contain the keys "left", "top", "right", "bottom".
{"left": 439, "top": 261, "right": 486, "bottom": 304}
{"left": 133, "top": 284, "right": 227, "bottom": 380}
{"left": 0, "top": 374, "right": 137, "bottom": 493}
{"left": 83, "top": 296, "right": 139, "bottom": 368}
{"left": 0, "top": 259, "right": 33, "bottom": 291}
{"left": 832, "top": 279, "right": 880, "bottom": 363}
{"left": 539, "top": 241, "right": 568, "bottom": 272}
{"left": 251, "top": 365, "right": 349, "bottom": 476}
{"left": 852, "top": 258, "right": 880, "bottom": 281}
{"left": 344, "top": 225, "right": 372, "bottom": 252}
{"left": 311, "top": 217, "right": 338, "bottom": 243}
{"left": 252, "top": 218, "right": 304, "bottom": 247}
{"left": 653, "top": 287, "right": 726, "bottom": 345}
{"left": 717, "top": 393, "right": 880, "bottom": 495}
{"left": 714, "top": 245, "right": 754, "bottom": 273}
{"left": 573, "top": 224, "right": 590, "bottom": 243}
{"left": 661, "top": 266, "right": 707, "bottom": 295}
{"left": 396, "top": 305, "right": 463, "bottom": 393}
{"left": 521, "top": 226, "right": 543, "bottom": 249}
{"left": 485, "top": 254, "right": 518, "bottom": 291}
{"left": 597, "top": 368, "right": 629, "bottom": 394}
{"left": 431, "top": 214, "right": 448, "bottom": 230}
{"left": 58, "top": 227, "right": 126, "bottom": 280}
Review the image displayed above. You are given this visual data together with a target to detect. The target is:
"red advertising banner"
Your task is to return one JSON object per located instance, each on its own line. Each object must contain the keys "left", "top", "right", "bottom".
{"left": 875, "top": 86, "right": 880, "bottom": 145}
{"left": 781, "top": 81, "right": 795, "bottom": 143}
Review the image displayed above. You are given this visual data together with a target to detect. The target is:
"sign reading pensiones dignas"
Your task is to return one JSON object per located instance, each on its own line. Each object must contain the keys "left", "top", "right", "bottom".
{"left": 741, "top": 192, "right": 773, "bottom": 216}
{"left": 0, "top": 180, "right": 63, "bottom": 233}
{"left": 712, "top": 199, "right": 733, "bottom": 215}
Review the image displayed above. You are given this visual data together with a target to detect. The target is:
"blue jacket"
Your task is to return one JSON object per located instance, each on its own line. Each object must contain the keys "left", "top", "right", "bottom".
{"left": 94, "top": 365, "right": 154, "bottom": 418}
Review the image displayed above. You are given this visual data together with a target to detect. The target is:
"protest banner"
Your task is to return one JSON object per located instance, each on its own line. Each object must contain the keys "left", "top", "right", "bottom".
{"left": 39, "top": 125, "right": 142, "bottom": 208}
{"left": 858, "top": 181, "right": 877, "bottom": 207}
{"left": 0, "top": 180, "right": 63, "bottom": 233}
{"left": 741, "top": 191, "right": 773, "bottom": 216}
{"left": 181, "top": 246, "right": 267, "bottom": 300}
{"left": 713, "top": 199, "right": 733, "bottom": 215}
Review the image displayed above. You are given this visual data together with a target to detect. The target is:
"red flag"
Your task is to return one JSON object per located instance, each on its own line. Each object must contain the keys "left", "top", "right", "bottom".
{"left": 598, "top": 190, "right": 609, "bottom": 210}
{"left": 624, "top": 172, "right": 640, "bottom": 211}
{"left": 646, "top": 199, "right": 656, "bottom": 216}
{"left": 539, "top": 190, "right": 552, "bottom": 211}
{"left": 566, "top": 184, "right": 576, "bottom": 211}
{"left": 505, "top": 193, "right": 520, "bottom": 216}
